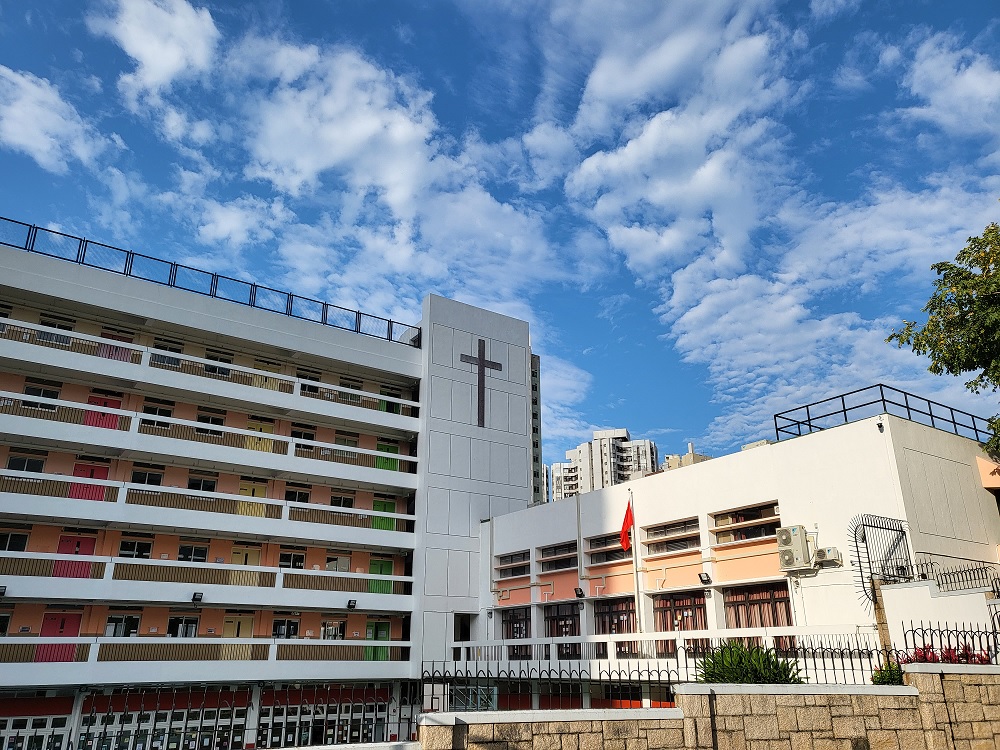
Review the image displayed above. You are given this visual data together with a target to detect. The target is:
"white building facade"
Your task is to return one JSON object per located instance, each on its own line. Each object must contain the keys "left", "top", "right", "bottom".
{"left": 0, "top": 218, "right": 537, "bottom": 747}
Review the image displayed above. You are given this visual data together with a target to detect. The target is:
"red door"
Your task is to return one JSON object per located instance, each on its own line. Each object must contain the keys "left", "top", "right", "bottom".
{"left": 36, "top": 613, "right": 82, "bottom": 662}
{"left": 84, "top": 396, "right": 121, "bottom": 430}
{"left": 53, "top": 535, "right": 96, "bottom": 578}
{"left": 69, "top": 464, "right": 109, "bottom": 501}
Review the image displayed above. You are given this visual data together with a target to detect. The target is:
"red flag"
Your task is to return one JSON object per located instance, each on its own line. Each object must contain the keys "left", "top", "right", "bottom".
{"left": 620, "top": 501, "right": 634, "bottom": 551}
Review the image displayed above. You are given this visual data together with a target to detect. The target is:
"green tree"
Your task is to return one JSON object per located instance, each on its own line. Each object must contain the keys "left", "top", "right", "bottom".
{"left": 887, "top": 219, "right": 1000, "bottom": 455}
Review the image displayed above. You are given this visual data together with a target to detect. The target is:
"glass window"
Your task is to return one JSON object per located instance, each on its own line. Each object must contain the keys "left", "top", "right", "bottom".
{"left": 6, "top": 455, "right": 45, "bottom": 473}
{"left": 321, "top": 620, "right": 345, "bottom": 640}
{"left": 178, "top": 545, "right": 208, "bottom": 563}
{"left": 187, "top": 477, "right": 216, "bottom": 493}
{"left": 105, "top": 615, "right": 140, "bottom": 637}
{"left": 284, "top": 483, "right": 311, "bottom": 503}
{"left": 279, "top": 552, "right": 305, "bottom": 569}
{"left": 118, "top": 540, "right": 152, "bottom": 559}
{"left": 543, "top": 603, "right": 581, "bottom": 660}
{"left": 723, "top": 583, "right": 792, "bottom": 629}
{"left": 330, "top": 494, "right": 354, "bottom": 508}
{"left": 0, "top": 612, "right": 10, "bottom": 636}
{"left": 167, "top": 616, "right": 199, "bottom": 637}
{"left": 334, "top": 432, "right": 359, "bottom": 447}
{"left": 130, "top": 469, "right": 162, "bottom": 486}
{"left": 23, "top": 385, "right": 59, "bottom": 409}
{"left": 0, "top": 533, "right": 28, "bottom": 551}
{"left": 326, "top": 554, "right": 350, "bottom": 572}
{"left": 290, "top": 424, "right": 316, "bottom": 441}
{"left": 141, "top": 403, "right": 173, "bottom": 428}
{"left": 272, "top": 619, "right": 299, "bottom": 639}
{"left": 196, "top": 413, "right": 225, "bottom": 436}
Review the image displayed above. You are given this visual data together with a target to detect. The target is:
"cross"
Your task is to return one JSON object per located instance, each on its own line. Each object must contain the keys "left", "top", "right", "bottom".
{"left": 460, "top": 338, "right": 502, "bottom": 427}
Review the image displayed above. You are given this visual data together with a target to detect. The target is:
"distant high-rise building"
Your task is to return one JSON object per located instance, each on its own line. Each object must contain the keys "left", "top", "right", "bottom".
{"left": 550, "top": 428, "right": 658, "bottom": 500}
{"left": 661, "top": 442, "right": 712, "bottom": 471}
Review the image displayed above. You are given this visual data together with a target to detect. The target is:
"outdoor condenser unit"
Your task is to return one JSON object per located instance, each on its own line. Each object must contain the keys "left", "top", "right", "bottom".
{"left": 777, "top": 525, "right": 811, "bottom": 571}
{"left": 813, "top": 546, "right": 843, "bottom": 565}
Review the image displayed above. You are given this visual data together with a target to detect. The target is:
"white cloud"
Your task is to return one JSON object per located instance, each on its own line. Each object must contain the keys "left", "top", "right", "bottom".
{"left": 899, "top": 32, "right": 1000, "bottom": 147}
{"left": 88, "top": 0, "right": 220, "bottom": 107}
{"left": 0, "top": 66, "right": 106, "bottom": 173}
{"left": 196, "top": 196, "right": 293, "bottom": 248}
{"left": 809, "top": 0, "right": 861, "bottom": 21}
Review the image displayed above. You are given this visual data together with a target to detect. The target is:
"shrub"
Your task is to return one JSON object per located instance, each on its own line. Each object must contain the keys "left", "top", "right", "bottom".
{"left": 902, "top": 643, "right": 991, "bottom": 665}
{"left": 871, "top": 661, "right": 904, "bottom": 685}
{"left": 696, "top": 641, "right": 803, "bottom": 684}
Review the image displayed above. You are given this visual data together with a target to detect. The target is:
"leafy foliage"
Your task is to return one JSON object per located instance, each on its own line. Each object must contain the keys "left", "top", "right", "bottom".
{"left": 888, "top": 217, "right": 1000, "bottom": 455}
{"left": 871, "top": 660, "right": 904, "bottom": 685}
{"left": 695, "top": 641, "right": 803, "bottom": 684}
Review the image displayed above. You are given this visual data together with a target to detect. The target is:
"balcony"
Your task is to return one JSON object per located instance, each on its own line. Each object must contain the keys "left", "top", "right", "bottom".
{"left": 0, "top": 469, "right": 416, "bottom": 547}
{"left": 0, "top": 318, "right": 419, "bottom": 423}
{"left": 0, "top": 391, "right": 418, "bottom": 487}
{"left": 0, "top": 551, "right": 414, "bottom": 608}
{"left": 0, "top": 636, "right": 413, "bottom": 687}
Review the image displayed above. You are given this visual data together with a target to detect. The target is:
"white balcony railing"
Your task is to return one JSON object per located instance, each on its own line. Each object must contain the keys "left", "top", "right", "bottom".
{"left": 0, "top": 469, "right": 417, "bottom": 534}
{"left": 0, "top": 551, "right": 414, "bottom": 596}
{"left": 0, "top": 390, "right": 417, "bottom": 474}
{"left": 0, "top": 317, "right": 419, "bottom": 416}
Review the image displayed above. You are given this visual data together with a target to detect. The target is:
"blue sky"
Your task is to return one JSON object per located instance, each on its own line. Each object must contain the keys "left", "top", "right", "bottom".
{"left": 1, "top": 0, "right": 999, "bottom": 467}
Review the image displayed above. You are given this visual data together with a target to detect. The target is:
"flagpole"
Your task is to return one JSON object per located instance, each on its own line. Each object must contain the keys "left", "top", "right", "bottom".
{"left": 629, "top": 489, "right": 644, "bottom": 634}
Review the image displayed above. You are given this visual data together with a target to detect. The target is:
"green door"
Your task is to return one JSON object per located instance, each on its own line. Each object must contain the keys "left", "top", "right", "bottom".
{"left": 371, "top": 498, "right": 396, "bottom": 531}
{"left": 364, "top": 621, "right": 390, "bottom": 661}
{"left": 375, "top": 442, "right": 399, "bottom": 471}
{"left": 368, "top": 558, "right": 394, "bottom": 594}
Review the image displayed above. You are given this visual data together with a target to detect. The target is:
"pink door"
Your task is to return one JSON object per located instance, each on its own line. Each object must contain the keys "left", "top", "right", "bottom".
{"left": 36, "top": 613, "right": 81, "bottom": 662}
{"left": 53, "top": 535, "right": 96, "bottom": 578}
{"left": 84, "top": 396, "right": 121, "bottom": 430}
{"left": 69, "top": 464, "right": 109, "bottom": 501}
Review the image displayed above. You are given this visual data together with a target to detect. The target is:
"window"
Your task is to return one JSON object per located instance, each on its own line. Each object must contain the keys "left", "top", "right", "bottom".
{"left": 118, "top": 540, "right": 152, "bottom": 559}
{"left": 39, "top": 313, "right": 74, "bottom": 331}
{"left": 0, "top": 612, "right": 9, "bottom": 636}
{"left": 290, "top": 423, "right": 316, "bottom": 441}
{"left": 594, "top": 598, "right": 635, "bottom": 635}
{"left": 6, "top": 454, "right": 45, "bottom": 473}
{"left": 334, "top": 431, "right": 359, "bottom": 447}
{"left": 23, "top": 382, "right": 60, "bottom": 410}
{"left": 284, "top": 482, "right": 311, "bottom": 503}
{"left": 321, "top": 620, "right": 345, "bottom": 640}
{"left": 339, "top": 377, "right": 363, "bottom": 404}
{"left": 166, "top": 616, "right": 199, "bottom": 637}
{"left": 130, "top": 465, "right": 163, "bottom": 486}
{"left": 178, "top": 545, "right": 208, "bottom": 563}
{"left": 105, "top": 615, "right": 140, "bottom": 637}
{"left": 588, "top": 533, "right": 629, "bottom": 565}
{"left": 279, "top": 550, "right": 305, "bottom": 569}
{"left": 326, "top": 553, "right": 350, "bottom": 572}
{"left": 724, "top": 583, "right": 792, "bottom": 629}
{"left": 713, "top": 503, "right": 780, "bottom": 544}
{"left": 272, "top": 618, "right": 299, "bottom": 639}
{"left": 538, "top": 542, "right": 577, "bottom": 572}
{"left": 196, "top": 408, "right": 225, "bottom": 436}
{"left": 544, "top": 603, "right": 581, "bottom": 659}
{"left": 297, "top": 368, "right": 322, "bottom": 394}
{"left": 653, "top": 591, "right": 708, "bottom": 633}
{"left": 496, "top": 551, "right": 529, "bottom": 579}
{"left": 151, "top": 337, "right": 183, "bottom": 367}
{"left": 330, "top": 492, "right": 354, "bottom": 508}
{"left": 645, "top": 518, "right": 700, "bottom": 555}
{"left": 0, "top": 532, "right": 28, "bottom": 551}
{"left": 204, "top": 349, "right": 233, "bottom": 377}
{"left": 141, "top": 398, "right": 174, "bottom": 428}
{"left": 647, "top": 535, "right": 700, "bottom": 554}
{"left": 187, "top": 476, "right": 216, "bottom": 493}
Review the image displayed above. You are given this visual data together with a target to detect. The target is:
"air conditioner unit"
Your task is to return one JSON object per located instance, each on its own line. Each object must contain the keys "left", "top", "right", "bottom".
{"left": 813, "top": 547, "right": 842, "bottom": 565}
{"left": 777, "top": 525, "right": 811, "bottom": 571}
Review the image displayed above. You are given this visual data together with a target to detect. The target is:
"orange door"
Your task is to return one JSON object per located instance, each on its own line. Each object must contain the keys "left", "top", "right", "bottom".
{"left": 69, "top": 463, "right": 109, "bottom": 501}
{"left": 53, "top": 535, "right": 96, "bottom": 578}
{"left": 36, "top": 613, "right": 81, "bottom": 662}
{"left": 84, "top": 396, "right": 121, "bottom": 429}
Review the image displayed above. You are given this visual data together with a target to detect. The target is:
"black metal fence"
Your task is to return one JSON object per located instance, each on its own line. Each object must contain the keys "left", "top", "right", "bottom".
{"left": 773, "top": 384, "right": 994, "bottom": 444}
{"left": 0, "top": 216, "right": 420, "bottom": 348}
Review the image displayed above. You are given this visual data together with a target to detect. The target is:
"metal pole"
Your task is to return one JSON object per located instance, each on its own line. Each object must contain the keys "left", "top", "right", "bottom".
{"left": 629, "top": 490, "right": 644, "bottom": 635}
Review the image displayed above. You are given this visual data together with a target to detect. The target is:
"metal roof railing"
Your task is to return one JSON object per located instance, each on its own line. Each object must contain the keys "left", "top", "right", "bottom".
{"left": 774, "top": 383, "right": 994, "bottom": 444}
{"left": 0, "top": 215, "right": 421, "bottom": 347}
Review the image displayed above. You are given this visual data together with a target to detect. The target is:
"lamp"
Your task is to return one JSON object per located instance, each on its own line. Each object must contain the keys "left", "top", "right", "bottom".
{"left": 698, "top": 573, "right": 712, "bottom": 585}
{"left": 574, "top": 587, "right": 584, "bottom": 599}
{"left": 347, "top": 599, "right": 357, "bottom": 610}
{"left": 191, "top": 592, "right": 203, "bottom": 603}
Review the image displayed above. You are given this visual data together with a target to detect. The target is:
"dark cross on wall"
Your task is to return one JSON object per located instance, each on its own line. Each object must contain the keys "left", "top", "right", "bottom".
{"left": 460, "top": 338, "right": 503, "bottom": 427}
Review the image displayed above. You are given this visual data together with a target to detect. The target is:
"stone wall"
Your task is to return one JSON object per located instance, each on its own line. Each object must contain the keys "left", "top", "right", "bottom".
{"left": 417, "top": 666, "right": 1000, "bottom": 749}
